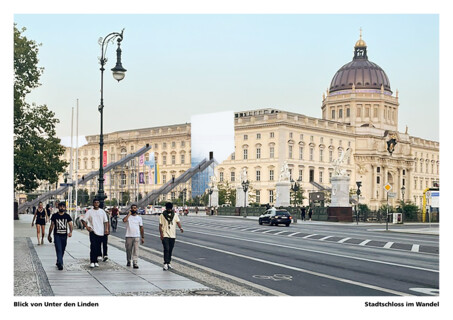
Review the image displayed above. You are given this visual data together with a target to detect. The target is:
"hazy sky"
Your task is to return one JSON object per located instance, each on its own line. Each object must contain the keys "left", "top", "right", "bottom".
{"left": 13, "top": 13, "right": 440, "bottom": 141}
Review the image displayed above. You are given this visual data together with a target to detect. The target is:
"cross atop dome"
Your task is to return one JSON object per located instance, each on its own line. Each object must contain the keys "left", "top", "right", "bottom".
{"left": 354, "top": 27, "right": 367, "bottom": 59}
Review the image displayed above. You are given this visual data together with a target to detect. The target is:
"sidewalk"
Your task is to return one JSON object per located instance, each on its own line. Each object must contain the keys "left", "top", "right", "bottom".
{"left": 14, "top": 214, "right": 208, "bottom": 296}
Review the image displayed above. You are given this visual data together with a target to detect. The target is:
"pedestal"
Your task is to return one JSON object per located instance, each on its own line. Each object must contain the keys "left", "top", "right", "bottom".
{"left": 211, "top": 187, "right": 219, "bottom": 207}
{"left": 327, "top": 207, "right": 353, "bottom": 222}
{"left": 275, "top": 181, "right": 291, "bottom": 207}
{"left": 235, "top": 187, "right": 249, "bottom": 208}
{"left": 331, "top": 175, "right": 351, "bottom": 207}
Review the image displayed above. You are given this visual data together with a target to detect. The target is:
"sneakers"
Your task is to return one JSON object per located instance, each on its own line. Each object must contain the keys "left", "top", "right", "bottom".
{"left": 97, "top": 256, "right": 102, "bottom": 262}
{"left": 133, "top": 264, "right": 139, "bottom": 269}
{"left": 127, "top": 261, "right": 131, "bottom": 267}
{"left": 167, "top": 264, "right": 172, "bottom": 270}
{"left": 94, "top": 262, "right": 99, "bottom": 267}
{"left": 163, "top": 263, "right": 168, "bottom": 271}
{"left": 103, "top": 256, "right": 109, "bottom": 262}
{"left": 90, "top": 263, "right": 95, "bottom": 268}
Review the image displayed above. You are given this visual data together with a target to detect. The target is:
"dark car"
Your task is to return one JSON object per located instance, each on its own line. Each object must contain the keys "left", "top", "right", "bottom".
{"left": 138, "top": 208, "right": 146, "bottom": 215}
{"left": 259, "top": 209, "right": 292, "bottom": 226}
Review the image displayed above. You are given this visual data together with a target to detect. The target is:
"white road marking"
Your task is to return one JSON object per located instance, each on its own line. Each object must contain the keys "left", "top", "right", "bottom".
{"left": 411, "top": 244, "right": 420, "bottom": 252}
{"left": 319, "top": 236, "right": 333, "bottom": 241}
{"left": 338, "top": 237, "right": 351, "bottom": 243}
{"left": 262, "top": 230, "right": 275, "bottom": 233}
{"left": 164, "top": 233, "right": 414, "bottom": 296}
{"left": 303, "top": 234, "right": 318, "bottom": 239}
{"left": 250, "top": 229, "right": 266, "bottom": 232}
{"left": 178, "top": 229, "right": 438, "bottom": 273}
{"left": 384, "top": 242, "right": 394, "bottom": 249}
{"left": 274, "top": 231, "right": 289, "bottom": 235}
{"left": 287, "top": 232, "right": 301, "bottom": 237}
{"left": 359, "top": 239, "right": 371, "bottom": 246}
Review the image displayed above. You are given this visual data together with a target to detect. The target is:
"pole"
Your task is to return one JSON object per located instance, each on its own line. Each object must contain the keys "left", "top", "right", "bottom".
{"left": 386, "top": 192, "right": 389, "bottom": 231}
{"left": 69, "top": 106, "right": 74, "bottom": 219}
{"left": 75, "top": 99, "right": 79, "bottom": 219}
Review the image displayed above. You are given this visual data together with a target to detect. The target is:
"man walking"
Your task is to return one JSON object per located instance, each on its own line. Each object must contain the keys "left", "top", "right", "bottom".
{"left": 159, "top": 202, "right": 183, "bottom": 271}
{"left": 122, "top": 204, "right": 144, "bottom": 268}
{"left": 48, "top": 202, "right": 73, "bottom": 270}
{"left": 301, "top": 206, "right": 306, "bottom": 221}
{"left": 81, "top": 199, "right": 109, "bottom": 268}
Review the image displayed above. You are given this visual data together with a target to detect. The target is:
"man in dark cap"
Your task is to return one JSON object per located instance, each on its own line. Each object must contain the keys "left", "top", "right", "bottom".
{"left": 159, "top": 202, "right": 183, "bottom": 271}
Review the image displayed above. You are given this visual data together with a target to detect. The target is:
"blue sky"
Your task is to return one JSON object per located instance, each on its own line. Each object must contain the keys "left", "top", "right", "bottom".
{"left": 12, "top": 13, "right": 440, "bottom": 141}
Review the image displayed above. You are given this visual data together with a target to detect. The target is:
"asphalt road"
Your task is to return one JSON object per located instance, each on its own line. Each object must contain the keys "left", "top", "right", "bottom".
{"left": 110, "top": 215, "right": 439, "bottom": 296}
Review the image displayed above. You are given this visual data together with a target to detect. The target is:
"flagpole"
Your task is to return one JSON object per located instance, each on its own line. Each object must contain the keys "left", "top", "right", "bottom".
{"left": 75, "top": 99, "right": 79, "bottom": 218}
{"left": 69, "top": 106, "right": 74, "bottom": 219}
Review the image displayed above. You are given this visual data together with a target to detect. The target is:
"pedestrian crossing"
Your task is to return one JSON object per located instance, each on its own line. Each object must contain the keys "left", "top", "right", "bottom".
{"left": 140, "top": 216, "right": 438, "bottom": 255}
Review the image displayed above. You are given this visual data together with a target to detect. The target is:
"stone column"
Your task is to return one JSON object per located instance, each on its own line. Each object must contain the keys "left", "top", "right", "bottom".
{"left": 236, "top": 186, "right": 248, "bottom": 208}
{"left": 211, "top": 187, "right": 219, "bottom": 207}
{"left": 275, "top": 180, "right": 291, "bottom": 207}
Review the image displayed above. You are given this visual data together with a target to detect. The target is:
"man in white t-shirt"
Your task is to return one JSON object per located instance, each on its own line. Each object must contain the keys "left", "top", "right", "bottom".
{"left": 81, "top": 199, "right": 109, "bottom": 268}
{"left": 122, "top": 204, "right": 144, "bottom": 268}
{"left": 159, "top": 202, "right": 183, "bottom": 271}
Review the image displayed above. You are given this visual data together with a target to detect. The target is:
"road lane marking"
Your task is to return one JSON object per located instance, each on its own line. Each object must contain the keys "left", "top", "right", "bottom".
{"left": 319, "top": 236, "right": 333, "bottom": 241}
{"left": 287, "top": 232, "right": 301, "bottom": 237}
{"left": 411, "top": 244, "right": 420, "bottom": 252}
{"left": 274, "top": 231, "right": 289, "bottom": 235}
{"left": 262, "top": 230, "right": 275, "bottom": 233}
{"left": 359, "top": 239, "right": 371, "bottom": 246}
{"left": 303, "top": 234, "right": 318, "bottom": 239}
{"left": 338, "top": 237, "right": 351, "bottom": 243}
{"left": 168, "top": 233, "right": 414, "bottom": 296}
{"left": 251, "top": 229, "right": 266, "bottom": 232}
{"left": 179, "top": 229, "right": 438, "bottom": 273}
{"left": 384, "top": 242, "right": 394, "bottom": 249}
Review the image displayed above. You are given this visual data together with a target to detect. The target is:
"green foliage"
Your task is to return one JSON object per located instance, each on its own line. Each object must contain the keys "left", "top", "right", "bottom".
{"left": 14, "top": 24, "right": 68, "bottom": 192}
{"left": 217, "top": 181, "right": 236, "bottom": 206}
{"left": 290, "top": 189, "right": 305, "bottom": 206}
{"left": 396, "top": 201, "right": 419, "bottom": 220}
{"left": 121, "top": 191, "right": 130, "bottom": 205}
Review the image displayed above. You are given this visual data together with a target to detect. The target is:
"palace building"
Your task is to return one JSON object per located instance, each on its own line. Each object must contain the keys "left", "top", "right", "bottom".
{"left": 59, "top": 33, "right": 439, "bottom": 210}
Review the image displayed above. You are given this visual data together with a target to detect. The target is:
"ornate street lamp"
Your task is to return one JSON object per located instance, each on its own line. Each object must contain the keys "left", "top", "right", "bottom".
{"left": 291, "top": 178, "right": 301, "bottom": 222}
{"left": 96, "top": 29, "right": 127, "bottom": 209}
{"left": 208, "top": 188, "right": 213, "bottom": 214}
{"left": 242, "top": 180, "right": 249, "bottom": 218}
{"left": 356, "top": 181, "right": 362, "bottom": 225}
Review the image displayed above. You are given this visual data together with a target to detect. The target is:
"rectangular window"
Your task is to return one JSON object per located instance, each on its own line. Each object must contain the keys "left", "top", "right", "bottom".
{"left": 357, "top": 108, "right": 362, "bottom": 117}
{"left": 269, "top": 190, "right": 274, "bottom": 203}
{"left": 299, "top": 169, "right": 303, "bottom": 181}
{"left": 256, "top": 148, "right": 261, "bottom": 159}
{"left": 256, "top": 190, "right": 261, "bottom": 203}
{"left": 270, "top": 147, "right": 274, "bottom": 158}
{"left": 257, "top": 133, "right": 261, "bottom": 139}
{"left": 231, "top": 153, "right": 235, "bottom": 160}
{"left": 414, "top": 179, "right": 417, "bottom": 190}
{"left": 331, "top": 109, "right": 335, "bottom": 119}
{"left": 299, "top": 147, "right": 303, "bottom": 160}
{"left": 346, "top": 108, "right": 350, "bottom": 117}
{"left": 171, "top": 192, "right": 176, "bottom": 200}
{"left": 289, "top": 145, "right": 293, "bottom": 158}
{"left": 162, "top": 174, "right": 166, "bottom": 184}
{"left": 231, "top": 172, "right": 235, "bottom": 182}
{"left": 243, "top": 149, "right": 248, "bottom": 160}
{"left": 219, "top": 172, "right": 224, "bottom": 182}
{"left": 320, "top": 149, "right": 324, "bottom": 162}
{"left": 181, "top": 141, "right": 185, "bottom": 147}
{"left": 244, "top": 134, "right": 248, "bottom": 140}
{"left": 329, "top": 172, "right": 332, "bottom": 183}
{"left": 162, "top": 156, "right": 167, "bottom": 165}
{"left": 374, "top": 108, "right": 378, "bottom": 117}
{"left": 269, "top": 170, "right": 274, "bottom": 181}
{"left": 256, "top": 170, "right": 261, "bottom": 181}
{"left": 319, "top": 171, "right": 323, "bottom": 183}
{"left": 154, "top": 143, "right": 158, "bottom": 149}
{"left": 339, "top": 109, "right": 343, "bottom": 118}
{"left": 181, "top": 154, "right": 185, "bottom": 164}
{"left": 310, "top": 147, "right": 314, "bottom": 161}
{"left": 289, "top": 132, "right": 293, "bottom": 139}
{"left": 300, "top": 134, "right": 304, "bottom": 140}
{"left": 171, "top": 141, "right": 176, "bottom": 148}
{"left": 270, "top": 132, "right": 274, "bottom": 138}
{"left": 163, "top": 142, "right": 167, "bottom": 149}
{"left": 172, "top": 155, "right": 176, "bottom": 165}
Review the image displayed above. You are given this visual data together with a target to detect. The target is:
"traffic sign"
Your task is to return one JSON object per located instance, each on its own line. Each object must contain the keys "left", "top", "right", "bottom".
{"left": 384, "top": 183, "right": 392, "bottom": 192}
{"left": 388, "top": 192, "right": 396, "bottom": 198}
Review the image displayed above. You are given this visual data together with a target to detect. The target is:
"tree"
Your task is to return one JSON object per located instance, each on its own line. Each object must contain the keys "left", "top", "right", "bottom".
{"left": 14, "top": 24, "right": 67, "bottom": 192}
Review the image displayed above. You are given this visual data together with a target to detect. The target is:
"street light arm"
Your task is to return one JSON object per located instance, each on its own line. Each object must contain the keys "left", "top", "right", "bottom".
{"left": 99, "top": 29, "right": 124, "bottom": 64}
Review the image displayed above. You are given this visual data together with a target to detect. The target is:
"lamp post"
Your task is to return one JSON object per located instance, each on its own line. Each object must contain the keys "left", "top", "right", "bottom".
{"left": 96, "top": 29, "right": 127, "bottom": 209}
{"left": 208, "top": 188, "right": 213, "bottom": 215}
{"left": 291, "top": 178, "right": 301, "bottom": 222}
{"left": 356, "top": 181, "right": 362, "bottom": 225}
{"left": 401, "top": 185, "right": 406, "bottom": 223}
{"left": 182, "top": 188, "right": 187, "bottom": 207}
{"left": 63, "top": 172, "right": 69, "bottom": 205}
{"left": 242, "top": 180, "right": 249, "bottom": 218}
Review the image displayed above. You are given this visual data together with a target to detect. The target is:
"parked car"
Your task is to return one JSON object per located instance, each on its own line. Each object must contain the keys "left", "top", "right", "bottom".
{"left": 138, "top": 208, "right": 146, "bottom": 215}
{"left": 258, "top": 209, "right": 292, "bottom": 226}
{"left": 151, "top": 205, "right": 163, "bottom": 215}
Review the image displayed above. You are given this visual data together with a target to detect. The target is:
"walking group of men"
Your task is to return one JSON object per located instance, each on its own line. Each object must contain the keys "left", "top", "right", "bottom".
{"left": 38, "top": 199, "right": 183, "bottom": 272}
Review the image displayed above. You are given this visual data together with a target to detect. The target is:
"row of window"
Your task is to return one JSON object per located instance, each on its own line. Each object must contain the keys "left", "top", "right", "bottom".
{"left": 329, "top": 106, "right": 397, "bottom": 121}
{"left": 243, "top": 133, "right": 351, "bottom": 146}
{"left": 219, "top": 168, "right": 336, "bottom": 184}
{"left": 241, "top": 146, "right": 349, "bottom": 163}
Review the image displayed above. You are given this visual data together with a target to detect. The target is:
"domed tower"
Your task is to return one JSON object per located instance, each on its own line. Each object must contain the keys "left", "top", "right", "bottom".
{"left": 321, "top": 30, "right": 399, "bottom": 131}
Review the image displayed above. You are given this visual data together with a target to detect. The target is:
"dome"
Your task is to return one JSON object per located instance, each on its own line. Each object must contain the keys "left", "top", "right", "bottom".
{"left": 329, "top": 33, "right": 392, "bottom": 94}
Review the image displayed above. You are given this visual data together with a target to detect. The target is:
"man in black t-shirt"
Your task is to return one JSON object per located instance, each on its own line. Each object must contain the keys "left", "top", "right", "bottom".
{"left": 48, "top": 202, "right": 73, "bottom": 270}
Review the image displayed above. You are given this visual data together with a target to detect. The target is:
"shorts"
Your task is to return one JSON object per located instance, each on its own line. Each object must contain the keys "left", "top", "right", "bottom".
{"left": 36, "top": 219, "right": 46, "bottom": 226}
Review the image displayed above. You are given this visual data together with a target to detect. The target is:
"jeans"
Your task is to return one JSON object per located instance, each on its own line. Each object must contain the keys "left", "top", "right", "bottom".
{"left": 125, "top": 237, "right": 140, "bottom": 263}
{"left": 54, "top": 234, "right": 68, "bottom": 266}
{"left": 162, "top": 237, "right": 176, "bottom": 264}
{"left": 89, "top": 232, "right": 103, "bottom": 263}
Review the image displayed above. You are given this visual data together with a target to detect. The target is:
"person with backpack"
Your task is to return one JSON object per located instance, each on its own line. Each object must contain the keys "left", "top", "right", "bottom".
{"left": 159, "top": 202, "right": 183, "bottom": 271}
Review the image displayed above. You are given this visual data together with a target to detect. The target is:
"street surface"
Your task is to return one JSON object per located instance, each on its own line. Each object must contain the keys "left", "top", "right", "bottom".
{"left": 111, "top": 215, "right": 439, "bottom": 296}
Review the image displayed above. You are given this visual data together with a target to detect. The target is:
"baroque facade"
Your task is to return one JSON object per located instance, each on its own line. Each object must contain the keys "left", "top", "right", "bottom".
{"left": 59, "top": 33, "right": 439, "bottom": 210}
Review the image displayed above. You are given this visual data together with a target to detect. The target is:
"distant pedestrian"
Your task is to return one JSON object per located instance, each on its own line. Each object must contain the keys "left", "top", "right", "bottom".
{"left": 81, "top": 199, "right": 109, "bottom": 268}
{"left": 45, "top": 203, "right": 52, "bottom": 219}
{"left": 266, "top": 203, "right": 271, "bottom": 210}
{"left": 301, "top": 206, "right": 306, "bottom": 221}
{"left": 159, "top": 202, "right": 183, "bottom": 271}
{"left": 195, "top": 206, "right": 199, "bottom": 214}
{"left": 308, "top": 207, "right": 313, "bottom": 221}
{"left": 47, "top": 202, "right": 73, "bottom": 270}
{"left": 123, "top": 204, "right": 144, "bottom": 268}
{"left": 110, "top": 205, "right": 119, "bottom": 232}
{"left": 32, "top": 202, "right": 48, "bottom": 245}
